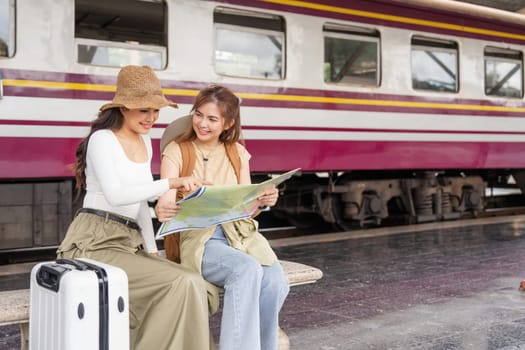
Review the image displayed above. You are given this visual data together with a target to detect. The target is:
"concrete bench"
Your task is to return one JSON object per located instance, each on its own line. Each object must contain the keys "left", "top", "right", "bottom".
{"left": 274, "top": 260, "right": 324, "bottom": 350}
{"left": 0, "top": 260, "right": 322, "bottom": 350}
{"left": 0, "top": 289, "right": 29, "bottom": 350}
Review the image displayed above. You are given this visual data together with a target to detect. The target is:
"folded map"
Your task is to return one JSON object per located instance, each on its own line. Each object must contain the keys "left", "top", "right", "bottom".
{"left": 155, "top": 168, "right": 300, "bottom": 238}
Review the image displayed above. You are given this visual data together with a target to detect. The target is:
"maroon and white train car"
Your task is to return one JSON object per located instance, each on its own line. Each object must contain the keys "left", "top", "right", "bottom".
{"left": 2, "top": 0, "right": 525, "bottom": 251}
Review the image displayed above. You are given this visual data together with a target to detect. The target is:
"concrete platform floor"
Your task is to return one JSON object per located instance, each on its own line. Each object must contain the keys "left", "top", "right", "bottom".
{"left": 3, "top": 215, "right": 525, "bottom": 349}
{"left": 275, "top": 216, "right": 525, "bottom": 350}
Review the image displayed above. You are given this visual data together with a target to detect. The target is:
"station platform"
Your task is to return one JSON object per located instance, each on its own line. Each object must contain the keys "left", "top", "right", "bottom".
{"left": 3, "top": 215, "right": 525, "bottom": 349}
{"left": 275, "top": 215, "right": 525, "bottom": 350}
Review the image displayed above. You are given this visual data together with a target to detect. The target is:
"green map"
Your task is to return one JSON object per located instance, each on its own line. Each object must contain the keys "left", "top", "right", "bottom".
{"left": 156, "top": 168, "right": 300, "bottom": 238}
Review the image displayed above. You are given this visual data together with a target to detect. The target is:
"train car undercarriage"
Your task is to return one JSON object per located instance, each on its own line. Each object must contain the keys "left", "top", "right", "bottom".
{"left": 0, "top": 170, "right": 523, "bottom": 254}
{"left": 273, "top": 170, "right": 510, "bottom": 230}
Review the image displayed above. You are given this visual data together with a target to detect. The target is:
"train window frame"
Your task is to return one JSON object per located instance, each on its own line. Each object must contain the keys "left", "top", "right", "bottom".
{"left": 323, "top": 23, "right": 381, "bottom": 86}
{"left": 213, "top": 7, "right": 286, "bottom": 80}
{"left": 411, "top": 36, "right": 459, "bottom": 93}
{"left": 0, "top": 0, "right": 16, "bottom": 58}
{"left": 74, "top": 0, "right": 168, "bottom": 69}
{"left": 484, "top": 46, "right": 523, "bottom": 98}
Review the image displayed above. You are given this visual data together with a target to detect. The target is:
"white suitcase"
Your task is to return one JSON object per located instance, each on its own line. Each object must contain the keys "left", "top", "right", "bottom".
{"left": 29, "top": 258, "right": 129, "bottom": 350}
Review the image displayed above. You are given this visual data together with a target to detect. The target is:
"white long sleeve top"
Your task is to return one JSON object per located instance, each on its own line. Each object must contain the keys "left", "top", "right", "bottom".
{"left": 83, "top": 129, "right": 169, "bottom": 253}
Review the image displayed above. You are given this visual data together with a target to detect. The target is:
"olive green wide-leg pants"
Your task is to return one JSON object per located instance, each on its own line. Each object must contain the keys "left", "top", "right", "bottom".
{"left": 57, "top": 212, "right": 211, "bottom": 350}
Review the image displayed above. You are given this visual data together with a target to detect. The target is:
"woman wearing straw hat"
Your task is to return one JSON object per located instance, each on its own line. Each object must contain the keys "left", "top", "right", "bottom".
{"left": 57, "top": 65, "right": 214, "bottom": 350}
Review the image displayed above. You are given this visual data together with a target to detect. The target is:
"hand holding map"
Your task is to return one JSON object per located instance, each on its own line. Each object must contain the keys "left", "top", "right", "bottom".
{"left": 155, "top": 168, "right": 300, "bottom": 238}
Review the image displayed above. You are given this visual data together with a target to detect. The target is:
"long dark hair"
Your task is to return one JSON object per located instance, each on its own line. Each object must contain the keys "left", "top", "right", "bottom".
{"left": 74, "top": 108, "right": 124, "bottom": 194}
{"left": 176, "top": 85, "right": 244, "bottom": 145}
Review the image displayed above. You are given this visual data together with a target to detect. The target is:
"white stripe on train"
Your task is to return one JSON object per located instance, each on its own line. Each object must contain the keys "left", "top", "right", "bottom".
{"left": 3, "top": 97, "right": 525, "bottom": 135}
{"left": 3, "top": 124, "right": 525, "bottom": 142}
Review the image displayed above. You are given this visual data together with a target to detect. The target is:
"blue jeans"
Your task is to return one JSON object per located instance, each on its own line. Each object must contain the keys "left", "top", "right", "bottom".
{"left": 202, "top": 226, "right": 289, "bottom": 350}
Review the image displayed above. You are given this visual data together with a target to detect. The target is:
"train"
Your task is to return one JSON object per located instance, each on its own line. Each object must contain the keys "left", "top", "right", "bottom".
{"left": 2, "top": 0, "right": 525, "bottom": 252}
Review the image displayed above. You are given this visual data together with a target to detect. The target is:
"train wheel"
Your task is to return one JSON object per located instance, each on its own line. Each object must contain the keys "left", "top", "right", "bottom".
{"left": 329, "top": 195, "right": 360, "bottom": 231}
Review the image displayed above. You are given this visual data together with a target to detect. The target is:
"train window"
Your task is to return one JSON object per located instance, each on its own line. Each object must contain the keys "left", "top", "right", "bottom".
{"left": 74, "top": 0, "right": 167, "bottom": 69}
{"left": 0, "top": 0, "right": 15, "bottom": 58}
{"left": 214, "top": 7, "right": 285, "bottom": 80}
{"left": 411, "top": 36, "right": 458, "bottom": 93}
{"left": 484, "top": 47, "right": 523, "bottom": 98}
{"left": 323, "top": 23, "right": 380, "bottom": 86}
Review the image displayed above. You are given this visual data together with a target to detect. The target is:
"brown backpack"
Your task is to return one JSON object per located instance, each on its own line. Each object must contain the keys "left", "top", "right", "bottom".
{"left": 161, "top": 116, "right": 242, "bottom": 263}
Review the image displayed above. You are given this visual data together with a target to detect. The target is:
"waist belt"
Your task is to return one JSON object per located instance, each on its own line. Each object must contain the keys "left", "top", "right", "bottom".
{"left": 78, "top": 208, "right": 140, "bottom": 231}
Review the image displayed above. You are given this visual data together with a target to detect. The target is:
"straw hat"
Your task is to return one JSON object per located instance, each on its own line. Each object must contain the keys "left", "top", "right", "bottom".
{"left": 100, "top": 65, "right": 178, "bottom": 111}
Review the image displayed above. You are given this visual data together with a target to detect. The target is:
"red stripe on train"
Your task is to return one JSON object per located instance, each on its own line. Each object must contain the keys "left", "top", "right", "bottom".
{"left": 0, "top": 137, "right": 523, "bottom": 179}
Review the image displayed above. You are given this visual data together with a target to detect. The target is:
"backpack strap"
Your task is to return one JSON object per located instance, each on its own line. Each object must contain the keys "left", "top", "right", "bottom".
{"left": 164, "top": 142, "right": 195, "bottom": 263}
{"left": 225, "top": 143, "right": 241, "bottom": 183}
{"left": 178, "top": 141, "right": 196, "bottom": 182}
